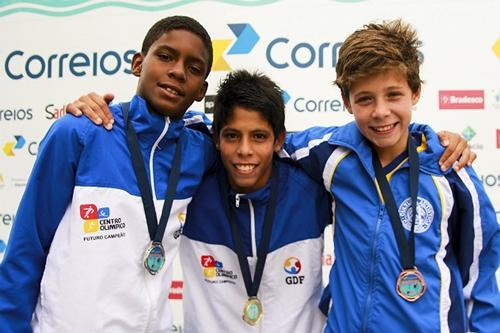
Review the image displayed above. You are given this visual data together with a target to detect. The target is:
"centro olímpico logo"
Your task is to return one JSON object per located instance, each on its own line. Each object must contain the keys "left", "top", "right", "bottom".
{"left": 80, "top": 204, "right": 126, "bottom": 241}
{"left": 200, "top": 254, "right": 238, "bottom": 282}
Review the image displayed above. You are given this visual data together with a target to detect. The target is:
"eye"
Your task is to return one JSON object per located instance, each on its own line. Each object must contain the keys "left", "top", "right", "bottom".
{"left": 158, "top": 53, "right": 173, "bottom": 62}
{"left": 387, "top": 91, "right": 403, "bottom": 99}
{"left": 188, "top": 65, "right": 203, "bottom": 75}
{"left": 253, "top": 132, "right": 269, "bottom": 141}
{"left": 222, "top": 132, "right": 239, "bottom": 141}
{"left": 355, "top": 96, "right": 373, "bottom": 106}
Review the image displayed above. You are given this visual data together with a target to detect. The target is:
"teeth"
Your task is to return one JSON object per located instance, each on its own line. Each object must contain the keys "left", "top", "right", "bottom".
{"left": 165, "top": 87, "right": 179, "bottom": 96}
{"left": 373, "top": 124, "right": 394, "bottom": 132}
{"left": 235, "top": 164, "right": 255, "bottom": 172}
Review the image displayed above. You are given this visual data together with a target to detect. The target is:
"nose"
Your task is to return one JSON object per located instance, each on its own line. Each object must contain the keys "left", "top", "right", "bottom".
{"left": 372, "top": 100, "right": 390, "bottom": 118}
{"left": 168, "top": 60, "right": 186, "bottom": 82}
{"left": 237, "top": 137, "right": 253, "bottom": 156}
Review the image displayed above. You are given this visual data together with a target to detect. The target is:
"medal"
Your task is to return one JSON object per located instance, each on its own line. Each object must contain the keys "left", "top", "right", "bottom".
{"left": 123, "top": 102, "right": 183, "bottom": 277}
{"left": 373, "top": 137, "right": 426, "bottom": 303}
{"left": 143, "top": 242, "right": 166, "bottom": 275}
{"left": 396, "top": 268, "right": 426, "bottom": 302}
{"left": 242, "top": 297, "right": 263, "bottom": 325}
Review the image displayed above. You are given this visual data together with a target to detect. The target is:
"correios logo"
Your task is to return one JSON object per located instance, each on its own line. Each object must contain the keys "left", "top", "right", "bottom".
{"left": 439, "top": 90, "right": 484, "bottom": 110}
{"left": 212, "top": 23, "right": 260, "bottom": 71}
{"left": 2, "top": 135, "right": 37, "bottom": 156}
{"left": 2, "top": 135, "right": 25, "bottom": 156}
{"left": 284, "top": 90, "right": 348, "bottom": 113}
{"left": 213, "top": 22, "right": 345, "bottom": 70}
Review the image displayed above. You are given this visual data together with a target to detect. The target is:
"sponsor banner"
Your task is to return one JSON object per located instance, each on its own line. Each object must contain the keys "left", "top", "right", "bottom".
{"left": 439, "top": 90, "right": 484, "bottom": 110}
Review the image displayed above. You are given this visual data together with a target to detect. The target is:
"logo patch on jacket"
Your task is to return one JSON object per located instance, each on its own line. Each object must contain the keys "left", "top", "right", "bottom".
{"left": 201, "top": 255, "right": 238, "bottom": 283}
{"left": 80, "top": 204, "right": 126, "bottom": 241}
{"left": 398, "top": 197, "right": 434, "bottom": 233}
{"left": 284, "top": 257, "right": 305, "bottom": 285}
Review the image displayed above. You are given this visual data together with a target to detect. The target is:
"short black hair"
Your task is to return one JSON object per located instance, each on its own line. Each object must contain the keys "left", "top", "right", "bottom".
{"left": 141, "top": 15, "right": 213, "bottom": 78}
{"left": 212, "top": 70, "right": 286, "bottom": 139}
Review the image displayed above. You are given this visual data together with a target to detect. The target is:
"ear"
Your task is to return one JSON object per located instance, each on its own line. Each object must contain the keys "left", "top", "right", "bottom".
{"left": 273, "top": 131, "right": 286, "bottom": 152}
{"left": 194, "top": 81, "right": 208, "bottom": 102}
{"left": 131, "top": 52, "right": 144, "bottom": 77}
{"left": 342, "top": 94, "right": 353, "bottom": 114}
{"left": 412, "top": 86, "right": 421, "bottom": 105}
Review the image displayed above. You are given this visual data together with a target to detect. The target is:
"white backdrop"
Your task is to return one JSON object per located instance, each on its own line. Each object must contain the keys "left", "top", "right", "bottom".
{"left": 1, "top": 0, "right": 499, "bottom": 330}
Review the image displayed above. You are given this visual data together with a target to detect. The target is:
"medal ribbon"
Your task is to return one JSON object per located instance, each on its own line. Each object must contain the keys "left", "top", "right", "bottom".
{"left": 122, "top": 102, "right": 182, "bottom": 243}
{"left": 218, "top": 163, "right": 279, "bottom": 297}
{"left": 372, "top": 136, "right": 419, "bottom": 270}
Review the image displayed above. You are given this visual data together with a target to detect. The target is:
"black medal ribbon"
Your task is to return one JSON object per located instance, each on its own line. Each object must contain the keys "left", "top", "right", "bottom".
{"left": 218, "top": 163, "right": 279, "bottom": 298}
{"left": 122, "top": 102, "right": 182, "bottom": 244}
{"left": 372, "top": 136, "right": 419, "bottom": 270}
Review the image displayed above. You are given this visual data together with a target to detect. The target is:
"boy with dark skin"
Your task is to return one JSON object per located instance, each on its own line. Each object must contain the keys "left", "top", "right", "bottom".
{"left": 0, "top": 16, "right": 216, "bottom": 332}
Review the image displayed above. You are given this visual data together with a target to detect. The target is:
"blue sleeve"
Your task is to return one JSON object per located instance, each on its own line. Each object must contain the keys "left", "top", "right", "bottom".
{"left": 184, "top": 110, "right": 213, "bottom": 137}
{"left": 448, "top": 167, "right": 500, "bottom": 332}
{"left": 281, "top": 126, "right": 338, "bottom": 184}
{"left": 0, "top": 115, "right": 84, "bottom": 333}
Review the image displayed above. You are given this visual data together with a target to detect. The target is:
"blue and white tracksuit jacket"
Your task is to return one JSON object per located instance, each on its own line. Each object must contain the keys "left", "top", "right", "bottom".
{"left": 0, "top": 95, "right": 215, "bottom": 333}
{"left": 180, "top": 159, "right": 331, "bottom": 333}
{"left": 283, "top": 121, "right": 500, "bottom": 333}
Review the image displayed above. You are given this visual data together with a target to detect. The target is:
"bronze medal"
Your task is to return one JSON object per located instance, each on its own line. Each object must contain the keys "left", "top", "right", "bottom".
{"left": 396, "top": 267, "right": 426, "bottom": 302}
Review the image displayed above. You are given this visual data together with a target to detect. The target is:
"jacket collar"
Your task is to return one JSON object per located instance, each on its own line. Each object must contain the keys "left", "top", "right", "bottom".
{"left": 328, "top": 121, "right": 446, "bottom": 176}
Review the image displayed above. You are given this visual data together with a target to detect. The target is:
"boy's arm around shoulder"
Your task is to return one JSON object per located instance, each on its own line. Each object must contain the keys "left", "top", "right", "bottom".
{"left": 280, "top": 126, "right": 339, "bottom": 184}
{"left": 0, "top": 115, "right": 86, "bottom": 332}
{"left": 447, "top": 166, "right": 500, "bottom": 332}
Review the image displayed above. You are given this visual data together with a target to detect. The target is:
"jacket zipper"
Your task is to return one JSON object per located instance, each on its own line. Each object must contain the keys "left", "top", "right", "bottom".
{"left": 143, "top": 116, "right": 169, "bottom": 333}
{"left": 149, "top": 117, "right": 170, "bottom": 201}
{"left": 361, "top": 206, "right": 384, "bottom": 332}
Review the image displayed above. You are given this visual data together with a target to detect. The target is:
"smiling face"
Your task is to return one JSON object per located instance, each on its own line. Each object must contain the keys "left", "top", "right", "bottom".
{"left": 217, "top": 106, "right": 285, "bottom": 194}
{"left": 344, "top": 68, "right": 420, "bottom": 165}
{"left": 133, "top": 29, "right": 209, "bottom": 119}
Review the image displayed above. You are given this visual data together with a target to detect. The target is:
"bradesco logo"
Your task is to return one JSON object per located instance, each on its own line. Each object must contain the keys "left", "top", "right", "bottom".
{"left": 80, "top": 204, "right": 126, "bottom": 241}
{"left": 497, "top": 129, "right": 500, "bottom": 148}
{"left": 439, "top": 90, "right": 484, "bottom": 110}
{"left": 213, "top": 23, "right": 344, "bottom": 70}
{"left": 4, "top": 49, "right": 135, "bottom": 80}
